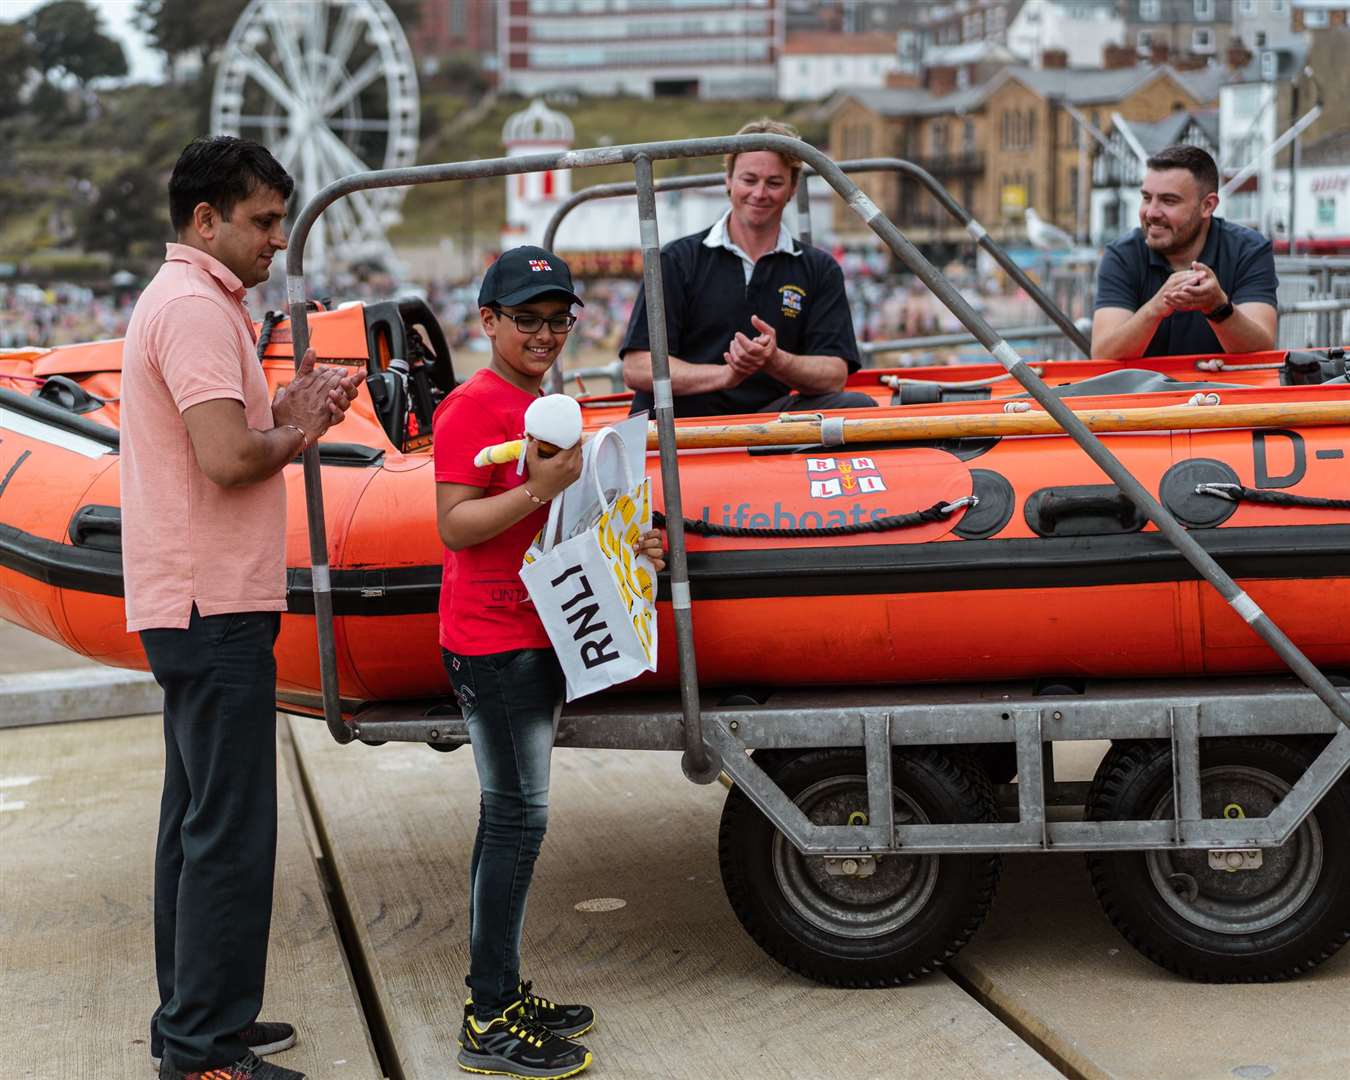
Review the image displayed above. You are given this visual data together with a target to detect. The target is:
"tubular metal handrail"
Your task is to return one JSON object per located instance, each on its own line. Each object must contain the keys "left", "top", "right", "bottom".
{"left": 284, "top": 134, "right": 1350, "bottom": 820}
{"left": 539, "top": 156, "right": 1093, "bottom": 375}
{"left": 862, "top": 321, "right": 1087, "bottom": 357}
{"left": 863, "top": 297, "right": 1350, "bottom": 358}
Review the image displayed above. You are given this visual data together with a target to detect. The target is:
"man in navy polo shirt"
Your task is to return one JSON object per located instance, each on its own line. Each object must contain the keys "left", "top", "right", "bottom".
{"left": 620, "top": 118, "right": 875, "bottom": 418}
{"left": 1092, "top": 144, "right": 1278, "bottom": 359}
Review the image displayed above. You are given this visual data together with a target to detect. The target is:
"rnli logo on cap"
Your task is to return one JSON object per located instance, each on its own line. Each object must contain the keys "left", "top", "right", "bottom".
{"left": 529, "top": 259, "right": 552, "bottom": 272}
{"left": 805, "top": 456, "right": 886, "bottom": 500}
{"left": 779, "top": 284, "right": 805, "bottom": 318}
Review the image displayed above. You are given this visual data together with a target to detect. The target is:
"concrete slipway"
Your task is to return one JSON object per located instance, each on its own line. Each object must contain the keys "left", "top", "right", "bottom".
{"left": 4, "top": 619, "right": 1350, "bottom": 1080}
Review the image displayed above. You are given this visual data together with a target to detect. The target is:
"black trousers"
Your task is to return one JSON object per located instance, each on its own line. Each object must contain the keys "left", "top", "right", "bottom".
{"left": 762, "top": 389, "right": 879, "bottom": 412}
{"left": 140, "top": 608, "right": 282, "bottom": 1071}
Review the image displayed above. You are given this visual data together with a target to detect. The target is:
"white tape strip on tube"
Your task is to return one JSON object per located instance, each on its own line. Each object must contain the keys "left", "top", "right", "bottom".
{"left": 287, "top": 278, "right": 307, "bottom": 305}
{"left": 640, "top": 217, "right": 659, "bottom": 249}
{"left": 1231, "top": 591, "right": 1262, "bottom": 625}
{"left": 821, "top": 417, "right": 846, "bottom": 446}
{"left": 965, "top": 219, "right": 988, "bottom": 242}
{"left": 991, "top": 340, "right": 1026, "bottom": 373}
{"left": 670, "top": 580, "right": 691, "bottom": 609}
{"left": 311, "top": 564, "right": 331, "bottom": 592}
{"left": 848, "top": 190, "right": 882, "bottom": 223}
{"left": 653, "top": 378, "right": 673, "bottom": 411}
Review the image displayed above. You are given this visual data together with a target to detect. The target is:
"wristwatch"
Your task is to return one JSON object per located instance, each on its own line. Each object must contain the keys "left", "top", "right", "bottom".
{"left": 1205, "top": 299, "right": 1235, "bottom": 323}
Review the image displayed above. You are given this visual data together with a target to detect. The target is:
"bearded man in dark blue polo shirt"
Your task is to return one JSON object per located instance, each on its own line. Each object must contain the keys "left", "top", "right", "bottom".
{"left": 1092, "top": 144, "right": 1278, "bottom": 359}
{"left": 621, "top": 119, "right": 875, "bottom": 418}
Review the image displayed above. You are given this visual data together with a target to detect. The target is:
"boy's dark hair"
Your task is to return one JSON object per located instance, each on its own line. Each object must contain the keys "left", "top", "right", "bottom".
{"left": 1145, "top": 144, "right": 1219, "bottom": 196}
{"left": 168, "top": 136, "right": 295, "bottom": 232}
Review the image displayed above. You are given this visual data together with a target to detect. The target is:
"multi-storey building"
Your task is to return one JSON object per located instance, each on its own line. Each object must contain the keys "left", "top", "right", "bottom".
{"left": 1220, "top": 25, "right": 1349, "bottom": 237}
{"left": 783, "top": 0, "right": 918, "bottom": 33}
{"left": 496, "top": 0, "right": 785, "bottom": 99}
{"left": 1292, "top": 0, "right": 1350, "bottom": 32}
{"left": 1120, "top": 0, "right": 1236, "bottom": 64}
{"left": 778, "top": 32, "right": 900, "bottom": 101}
{"left": 411, "top": 0, "right": 499, "bottom": 61}
{"left": 920, "top": 0, "right": 1024, "bottom": 47}
{"left": 1275, "top": 128, "right": 1350, "bottom": 254}
{"left": 1232, "top": 0, "right": 1300, "bottom": 52}
{"left": 1005, "top": 1, "right": 1125, "bottom": 68}
{"left": 828, "top": 62, "right": 1221, "bottom": 256}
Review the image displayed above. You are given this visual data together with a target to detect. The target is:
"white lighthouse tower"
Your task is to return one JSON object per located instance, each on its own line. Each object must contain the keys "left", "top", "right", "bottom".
{"left": 501, "top": 99, "right": 574, "bottom": 250}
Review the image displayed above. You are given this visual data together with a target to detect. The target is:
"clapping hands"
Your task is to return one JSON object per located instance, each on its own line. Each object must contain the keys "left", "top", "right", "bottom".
{"left": 722, "top": 314, "right": 780, "bottom": 386}
{"left": 272, "top": 348, "right": 361, "bottom": 440}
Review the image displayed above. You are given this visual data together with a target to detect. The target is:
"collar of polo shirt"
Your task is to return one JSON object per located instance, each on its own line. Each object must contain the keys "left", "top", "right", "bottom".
{"left": 703, "top": 210, "right": 801, "bottom": 285}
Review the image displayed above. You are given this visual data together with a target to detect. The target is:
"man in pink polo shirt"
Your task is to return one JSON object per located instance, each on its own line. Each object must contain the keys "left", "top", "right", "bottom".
{"left": 122, "top": 136, "right": 358, "bottom": 1080}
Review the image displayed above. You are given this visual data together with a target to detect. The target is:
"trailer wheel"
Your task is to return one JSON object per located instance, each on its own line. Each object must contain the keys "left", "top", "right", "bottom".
{"left": 1085, "top": 737, "right": 1350, "bottom": 981}
{"left": 718, "top": 747, "right": 1001, "bottom": 987}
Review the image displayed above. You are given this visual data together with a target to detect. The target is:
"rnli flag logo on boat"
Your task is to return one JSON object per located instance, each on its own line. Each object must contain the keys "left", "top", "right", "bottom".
{"left": 805, "top": 456, "right": 887, "bottom": 499}
{"left": 779, "top": 284, "right": 805, "bottom": 318}
{"left": 529, "top": 259, "right": 552, "bottom": 272}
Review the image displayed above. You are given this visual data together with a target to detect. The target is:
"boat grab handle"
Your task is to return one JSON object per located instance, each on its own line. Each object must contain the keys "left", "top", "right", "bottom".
{"left": 1026, "top": 485, "right": 1147, "bottom": 537}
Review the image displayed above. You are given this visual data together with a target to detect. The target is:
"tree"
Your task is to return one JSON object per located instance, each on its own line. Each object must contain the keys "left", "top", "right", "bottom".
{"left": 78, "top": 165, "right": 168, "bottom": 263}
{"left": 0, "top": 22, "right": 38, "bottom": 118}
{"left": 134, "top": 0, "right": 247, "bottom": 68}
{"left": 24, "top": 0, "right": 127, "bottom": 88}
{"left": 136, "top": 0, "right": 421, "bottom": 67}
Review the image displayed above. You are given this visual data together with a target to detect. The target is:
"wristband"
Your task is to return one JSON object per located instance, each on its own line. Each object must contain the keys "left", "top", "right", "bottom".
{"left": 523, "top": 486, "right": 546, "bottom": 505}
{"left": 282, "top": 423, "right": 308, "bottom": 448}
{"left": 1205, "top": 299, "right": 1235, "bottom": 323}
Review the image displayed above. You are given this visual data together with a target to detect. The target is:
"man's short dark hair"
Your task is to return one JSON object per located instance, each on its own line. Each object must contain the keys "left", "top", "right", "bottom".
{"left": 1145, "top": 144, "right": 1219, "bottom": 196}
{"left": 168, "top": 136, "right": 295, "bottom": 233}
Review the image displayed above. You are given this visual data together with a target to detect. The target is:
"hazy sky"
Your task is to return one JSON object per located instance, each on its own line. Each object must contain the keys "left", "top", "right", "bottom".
{"left": 5, "top": 0, "right": 167, "bottom": 83}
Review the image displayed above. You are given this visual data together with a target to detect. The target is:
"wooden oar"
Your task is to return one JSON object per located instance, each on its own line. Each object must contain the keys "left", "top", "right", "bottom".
{"left": 648, "top": 399, "right": 1350, "bottom": 450}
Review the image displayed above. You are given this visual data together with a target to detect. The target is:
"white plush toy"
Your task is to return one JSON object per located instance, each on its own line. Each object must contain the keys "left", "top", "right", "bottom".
{"left": 473, "top": 393, "right": 583, "bottom": 469}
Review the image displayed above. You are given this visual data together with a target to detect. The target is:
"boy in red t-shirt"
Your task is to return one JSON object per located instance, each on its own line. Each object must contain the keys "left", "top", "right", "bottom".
{"left": 433, "top": 246, "right": 662, "bottom": 1079}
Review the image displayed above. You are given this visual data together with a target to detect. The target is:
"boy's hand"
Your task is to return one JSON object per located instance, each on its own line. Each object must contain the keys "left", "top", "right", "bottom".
{"left": 633, "top": 528, "right": 666, "bottom": 572}
{"left": 525, "top": 440, "right": 582, "bottom": 501}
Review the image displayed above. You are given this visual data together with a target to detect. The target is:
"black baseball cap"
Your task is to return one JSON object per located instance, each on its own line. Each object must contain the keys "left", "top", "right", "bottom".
{"left": 478, "top": 246, "right": 584, "bottom": 309}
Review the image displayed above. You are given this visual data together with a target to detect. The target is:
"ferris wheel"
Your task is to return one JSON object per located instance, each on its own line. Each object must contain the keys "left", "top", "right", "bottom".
{"left": 210, "top": 0, "right": 419, "bottom": 281}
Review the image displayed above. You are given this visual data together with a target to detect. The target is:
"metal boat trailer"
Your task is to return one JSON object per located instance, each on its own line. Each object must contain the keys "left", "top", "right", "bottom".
{"left": 351, "top": 677, "right": 1349, "bottom": 857}
{"left": 279, "top": 134, "right": 1350, "bottom": 985}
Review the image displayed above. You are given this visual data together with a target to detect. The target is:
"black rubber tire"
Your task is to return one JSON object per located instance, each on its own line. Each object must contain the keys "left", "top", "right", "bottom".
{"left": 718, "top": 747, "right": 1001, "bottom": 987}
{"left": 1085, "top": 736, "right": 1350, "bottom": 982}
{"left": 967, "top": 743, "right": 1018, "bottom": 785}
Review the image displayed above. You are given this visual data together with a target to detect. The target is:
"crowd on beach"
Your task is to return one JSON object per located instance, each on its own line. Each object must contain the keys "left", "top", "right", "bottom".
{"left": 0, "top": 282, "right": 138, "bottom": 348}
{"left": 4, "top": 265, "right": 1062, "bottom": 364}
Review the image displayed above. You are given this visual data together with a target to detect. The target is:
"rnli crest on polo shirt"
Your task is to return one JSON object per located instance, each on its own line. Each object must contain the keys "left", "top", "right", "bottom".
{"left": 779, "top": 284, "right": 805, "bottom": 318}
{"left": 805, "top": 456, "right": 886, "bottom": 499}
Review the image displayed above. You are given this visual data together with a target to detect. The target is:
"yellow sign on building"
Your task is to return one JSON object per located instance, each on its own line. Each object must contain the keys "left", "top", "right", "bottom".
{"left": 1001, "top": 184, "right": 1027, "bottom": 217}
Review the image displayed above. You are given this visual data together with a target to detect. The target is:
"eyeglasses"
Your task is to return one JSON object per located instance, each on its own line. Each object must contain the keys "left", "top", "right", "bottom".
{"left": 493, "top": 308, "right": 577, "bottom": 334}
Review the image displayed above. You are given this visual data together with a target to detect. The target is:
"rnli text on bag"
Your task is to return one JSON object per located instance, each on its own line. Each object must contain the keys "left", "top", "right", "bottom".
{"left": 551, "top": 562, "right": 620, "bottom": 669}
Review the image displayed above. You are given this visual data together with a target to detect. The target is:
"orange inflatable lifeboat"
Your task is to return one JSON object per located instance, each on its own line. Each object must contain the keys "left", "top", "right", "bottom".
{"left": 3, "top": 300, "right": 1349, "bottom": 716}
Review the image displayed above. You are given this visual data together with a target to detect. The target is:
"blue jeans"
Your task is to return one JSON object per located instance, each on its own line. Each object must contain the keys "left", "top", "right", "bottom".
{"left": 443, "top": 647, "right": 564, "bottom": 1019}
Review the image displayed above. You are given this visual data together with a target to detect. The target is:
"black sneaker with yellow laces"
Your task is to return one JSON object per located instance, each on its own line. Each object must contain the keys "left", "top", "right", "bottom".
{"left": 462, "top": 981, "right": 595, "bottom": 1040}
{"left": 517, "top": 981, "right": 594, "bottom": 1040}
{"left": 457, "top": 1000, "right": 592, "bottom": 1079}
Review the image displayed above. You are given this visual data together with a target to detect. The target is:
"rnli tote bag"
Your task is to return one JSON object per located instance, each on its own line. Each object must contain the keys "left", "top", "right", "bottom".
{"left": 520, "top": 423, "right": 658, "bottom": 701}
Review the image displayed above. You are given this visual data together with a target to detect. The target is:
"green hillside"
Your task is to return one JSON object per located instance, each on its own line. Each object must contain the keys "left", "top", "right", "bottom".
{"left": 0, "top": 84, "right": 821, "bottom": 275}
{"left": 1, "top": 83, "right": 200, "bottom": 274}
{"left": 392, "top": 92, "right": 822, "bottom": 245}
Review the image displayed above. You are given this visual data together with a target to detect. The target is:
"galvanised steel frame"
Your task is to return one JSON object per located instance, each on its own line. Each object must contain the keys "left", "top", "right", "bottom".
{"left": 283, "top": 134, "right": 1350, "bottom": 860}
{"left": 350, "top": 678, "right": 1350, "bottom": 855}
